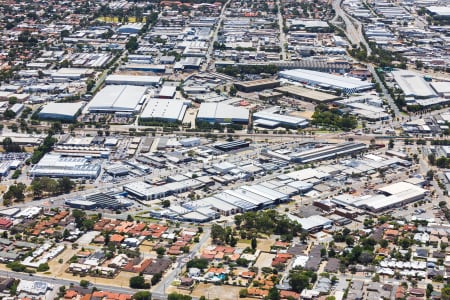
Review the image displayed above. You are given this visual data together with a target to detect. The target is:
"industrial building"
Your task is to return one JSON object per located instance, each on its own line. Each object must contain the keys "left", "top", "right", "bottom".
{"left": 87, "top": 85, "right": 147, "bottom": 114}
{"left": 117, "top": 23, "right": 144, "bottom": 34}
{"left": 105, "top": 75, "right": 162, "bottom": 86}
{"left": 427, "top": 6, "right": 450, "bottom": 18}
{"left": 196, "top": 102, "right": 249, "bottom": 124}
{"left": 279, "top": 69, "right": 374, "bottom": 94}
{"left": 214, "top": 140, "right": 250, "bottom": 152}
{"left": 253, "top": 106, "right": 309, "bottom": 128}
{"left": 158, "top": 86, "right": 177, "bottom": 99}
{"left": 287, "top": 214, "right": 333, "bottom": 232}
{"left": 140, "top": 99, "right": 188, "bottom": 122}
{"left": 234, "top": 79, "right": 281, "bottom": 92}
{"left": 291, "top": 142, "right": 368, "bottom": 163}
{"left": 65, "top": 192, "right": 132, "bottom": 210}
{"left": 38, "top": 102, "right": 85, "bottom": 121}
{"left": 430, "top": 82, "right": 450, "bottom": 98}
{"left": 50, "top": 68, "right": 94, "bottom": 81}
{"left": 391, "top": 70, "right": 437, "bottom": 99}
{"left": 124, "top": 179, "right": 204, "bottom": 200}
{"left": 336, "top": 96, "right": 390, "bottom": 121}
{"left": 30, "top": 154, "right": 101, "bottom": 179}
{"left": 332, "top": 181, "right": 428, "bottom": 212}
{"left": 275, "top": 85, "right": 340, "bottom": 103}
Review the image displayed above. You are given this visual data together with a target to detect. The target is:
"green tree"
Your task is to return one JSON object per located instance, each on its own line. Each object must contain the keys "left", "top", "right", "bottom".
{"left": 156, "top": 247, "right": 166, "bottom": 256}
{"left": 133, "top": 291, "right": 152, "bottom": 300}
{"left": 168, "top": 293, "right": 192, "bottom": 300}
{"left": 267, "top": 287, "right": 280, "bottom": 300}
{"left": 58, "top": 177, "right": 74, "bottom": 194}
{"left": 186, "top": 258, "right": 209, "bottom": 270}
{"left": 130, "top": 275, "right": 149, "bottom": 289}
{"left": 442, "top": 286, "right": 450, "bottom": 300}
{"left": 37, "top": 263, "right": 49, "bottom": 272}
{"left": 151, "top": 272, "right": 162, "bottom": 285}
{"left": 3, "top": 183, "right": 26, "bottom": 202}
{"left": 289, "top": 272, "right": 310, "bottom": 293}
{"left": 126, "top": 36, "right": 139, "bottom": 52}
{"left": 80, "top": 280, "right": 90, "bottom": 288}
{"left": 239, "top": 289, "right": 248, "bottom": 298}
{"left": 388, "top": 139, "right": 394, "bottom": 149}
{"left": 251, "top": 237, "right": 257, "bottom": 250}
{"left": 211, "top": 224, "right": 227, "bottom": 243}
{"left": 426, "top": 283, "right": 434, "bottom": 298}
{"left": 2, "top": 137, "right": 22, "bottom": 152}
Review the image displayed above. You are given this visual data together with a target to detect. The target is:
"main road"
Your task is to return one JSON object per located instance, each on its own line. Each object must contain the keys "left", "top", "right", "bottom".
{"left": 0, "top": 269, "right": 135, "bottom": 295}
{"left": 331, "top": 0, "right": 401, "bottom": 117}
{"left": 276, "top": 0, "right": 287, "bottom": 60}
{"left": 205, "top": 0, "right": 232, "bottom": 70}
{"left": 331, "top": 0, "right": 371, "bottom": 55}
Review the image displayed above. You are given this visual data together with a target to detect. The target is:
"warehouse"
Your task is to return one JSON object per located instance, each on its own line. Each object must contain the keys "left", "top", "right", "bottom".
{"left": 291, "top": 142, "right": 367, "bottom": 163}
{"left": 427, "top": 6, "right": 450, "bottom": 18}
{"left": 124, "top": 179, "right": 204, "bottom": 200}
{"left": 214, "top": 192, "right": 257, "bottom": 211}
{"left": 117, "top": 23, "right": 144, "bottom": 34}
{"left": 30, "top": 154, "right": 101, "bottom": 179}
{"left": 196, "top": 102, "right": 249, "bottom": 124}
{"left": 38, "top": 102, "right": 85, "bottom": 121}
{"left": 140, "top": 99, "right": 188, "bottom": 122}
{"left": 241, "top": 184, "right": 289, "bottom": 203}
{"left": 121, "top": 64, "right": 166, "bottom": 73}
{"left": 253, "top": 106, "right": 309, "bottom": 128}
{"left": 287, "top": 214, "right": 333, "bottom": 232}
{"left": 50, "top": 68, "right": 94, "bottom": 81}
{"left": 279, "top": 69, "right": 374, "bottom": 94}
{"left": 345, "top": 182, "right": 428, "bottom": 212}
{"left": 275, "top": 85, "right": 340, "bottom": 103}
{"left": 214, "top": 140, "right": 250, "bottom": 152}
{"left": 430, "top": 82, "right": 450, "bottom": 98}
{"left": 158, "top": 86, "right": 177, "bottom": 99}
{"left": 234, "top": 79, "right": 281, "bottom": 92}
{"left": 87, "top": 85, "right": 147, "bottom": 113}
{"left": 105, "top": 75, "right": 162, "bottom": 86}
{"left": 185, "top": 197, "right": 241, "bottom": 216}
{"left": 392, "top": 70, "right": 436, "bottom": 99}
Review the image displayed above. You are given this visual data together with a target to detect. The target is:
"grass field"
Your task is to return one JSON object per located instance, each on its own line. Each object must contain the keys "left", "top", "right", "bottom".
{"left": 97, "top": 16, "right": 146, "bottom": 23}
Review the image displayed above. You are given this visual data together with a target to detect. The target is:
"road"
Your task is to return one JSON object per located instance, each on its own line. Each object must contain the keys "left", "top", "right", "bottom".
{"left": 276, "top": 0, "right": 287, "bottom": 61}
{"left": 330, "top": 0, "right": 401, "bottom": 117}
{"left": 153, "top": 227, "right": 211, "bottom": 298}
{"left": 0, "top": 269, "right": 135, "bottom": 295}
{"left": 367, "top": 64, "right": 401, "bottom": 117}
{"left": 205, "top": 0, "right": 232, "bottom": 70}
{"left": 331, "top": 0, "right": 371, "bottom": 55}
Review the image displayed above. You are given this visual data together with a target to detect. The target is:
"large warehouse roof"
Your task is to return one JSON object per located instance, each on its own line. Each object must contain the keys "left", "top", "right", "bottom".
{"left": 275, "top": 85, "right": 340, "bottom": 102}
{"left": 88, "top": 85, "right": 147, "bottom": 113}
{"left": 197, "top": 102, "right": 249, "bottom": 123}
{"left": 430, "top": 82, "right": 450, "bottom": 95}
{"left": 140, "top": 99, "right": 188, "bottom": 122}
{"left": 39, "top": 102, "right": 85, "bottom": 119}
{"left": 253, "top": 106, "right": 309, "bottom": 127}
{"left": 279, "top": 69, "right": 373, "bottom": 93}
{"left": 377, "top": 181, "right": 426, "bottom": 195}
{"left": 427, "top": 6, "right": 450, "bottom": 16}
{"left": 30, "top": 154, "right": 100, "bottom": 178}
{"left": 391, "top": 70, "right": 436, "bottom": 99}
{"left": 105, "top": 75, "right": 162, "bottom": 86}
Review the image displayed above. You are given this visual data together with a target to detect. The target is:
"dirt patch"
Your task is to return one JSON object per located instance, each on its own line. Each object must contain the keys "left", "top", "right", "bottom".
{"left": 170, "top": 282, "right": 245, "bottom": 300}
{"left": 253, "top": 252, "right": 276, "bottom": 269}
{"left": 254, "top": 238, "right": 273, "bottom": 252}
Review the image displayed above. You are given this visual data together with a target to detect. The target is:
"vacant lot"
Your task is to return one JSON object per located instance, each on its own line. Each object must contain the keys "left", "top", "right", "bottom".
{"left": 254, "top": 252, "right": 276, "bottom": 269}
{"left": 170, "top": 283, "right": 244, "bottom": 300}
